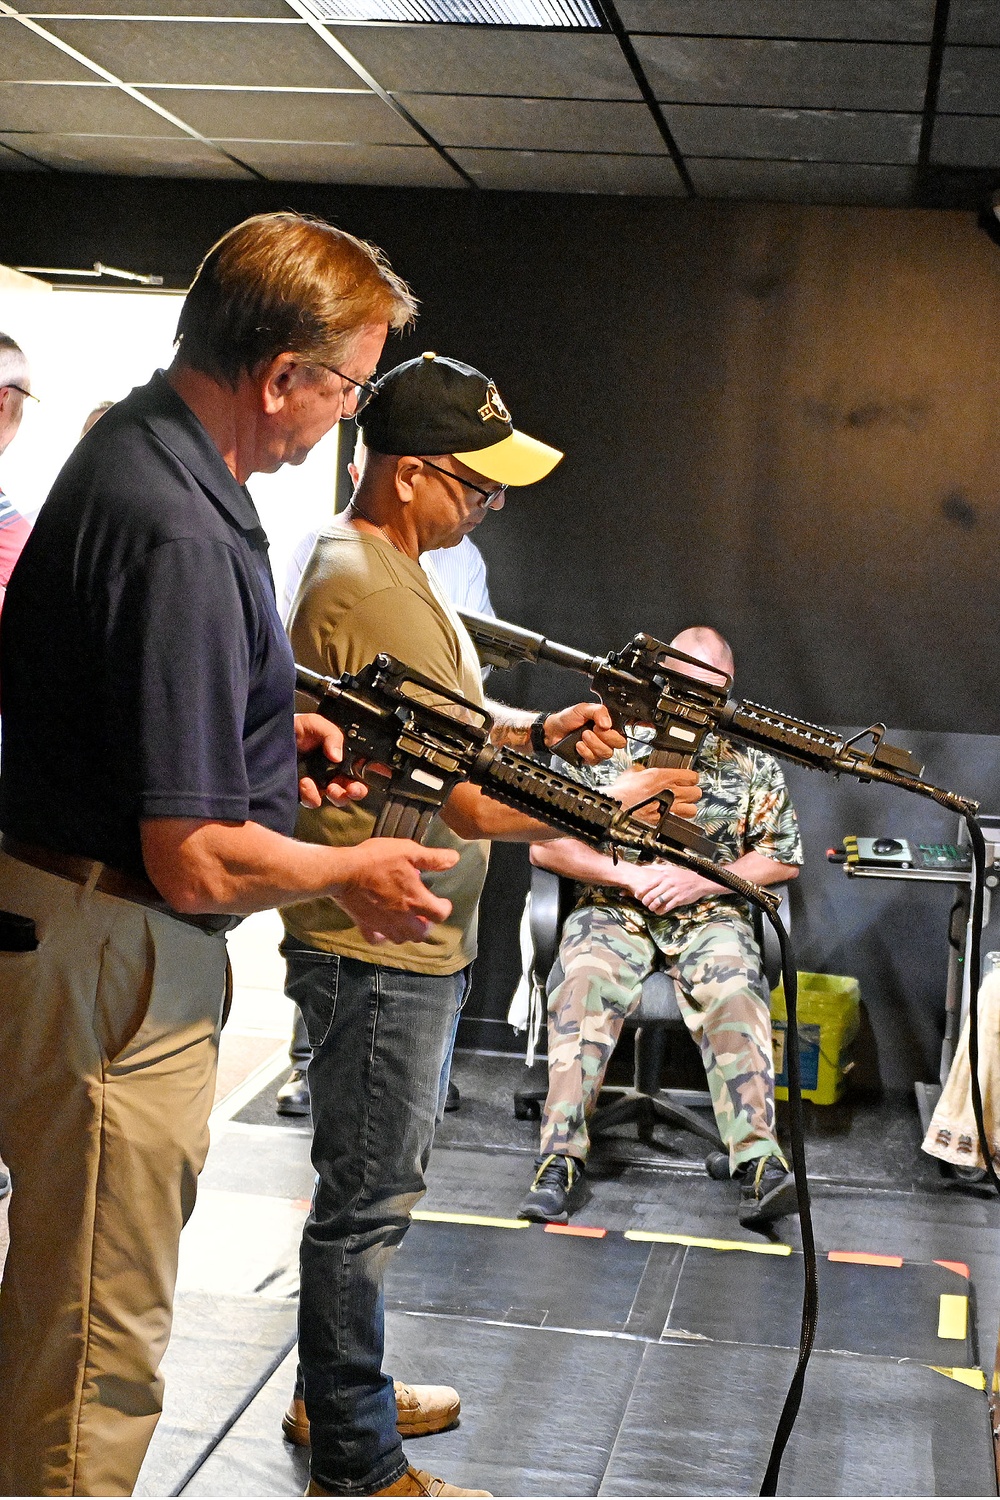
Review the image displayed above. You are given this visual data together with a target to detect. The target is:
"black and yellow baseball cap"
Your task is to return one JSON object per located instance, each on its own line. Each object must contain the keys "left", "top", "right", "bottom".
{"left": 357, "top": 351, "right": 562, "bottom": 487}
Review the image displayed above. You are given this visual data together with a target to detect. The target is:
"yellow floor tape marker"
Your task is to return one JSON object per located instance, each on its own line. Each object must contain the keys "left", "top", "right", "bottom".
{"left": 937, "top": 1293, "right": 969, "bottom": 1341}
{"left": 624, "top": 1230, "right": 792, "bottom": 1256}
{"left": 929, "top": 1365, "right": 985, "bottom": 1390}
{"left": 411, "top": 1210, "right": 528, "bottom": 1230}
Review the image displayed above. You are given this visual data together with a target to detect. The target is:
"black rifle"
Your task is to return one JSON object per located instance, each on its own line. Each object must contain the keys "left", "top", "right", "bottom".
{"left": 295, "top": 654, "right": 781, "bottom": 918}
{"left": 458, "top": 609, "right": 977, "bottom": 817}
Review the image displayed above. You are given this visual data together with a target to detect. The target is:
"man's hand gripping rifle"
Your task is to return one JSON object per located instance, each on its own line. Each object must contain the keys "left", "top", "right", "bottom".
{"left": 458, "top": 609, "right": 978, "bottom": 819}
{"left": 294, "top": 655, "right": 782, "bottom": 920}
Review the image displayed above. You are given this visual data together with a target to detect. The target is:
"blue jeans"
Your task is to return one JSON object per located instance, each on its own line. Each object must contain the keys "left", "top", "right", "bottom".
{"left": 282, "top": 940, "right": 469, "bottom": 1495}
{"left": 288, "top": 990, "right": 462, "bottom": 1125}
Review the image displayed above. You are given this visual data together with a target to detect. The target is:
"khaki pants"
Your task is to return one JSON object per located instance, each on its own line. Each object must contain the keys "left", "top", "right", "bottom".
{"left": 0, "top": 852, "right": 228, "bottom": 1496}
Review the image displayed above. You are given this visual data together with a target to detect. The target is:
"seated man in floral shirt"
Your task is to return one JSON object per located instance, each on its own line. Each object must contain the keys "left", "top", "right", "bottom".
{"left": 518, "top": 625, "right": 804, "bottom": 1230}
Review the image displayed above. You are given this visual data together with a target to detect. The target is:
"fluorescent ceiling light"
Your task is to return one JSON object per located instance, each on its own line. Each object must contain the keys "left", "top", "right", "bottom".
{"left": 301, "top": 0, "right": 601, "bottom": 24}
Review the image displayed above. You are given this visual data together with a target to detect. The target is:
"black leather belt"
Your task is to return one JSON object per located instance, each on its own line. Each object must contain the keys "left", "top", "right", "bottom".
{"left": 0, "top": 835, "right": 236, "bottom": 936}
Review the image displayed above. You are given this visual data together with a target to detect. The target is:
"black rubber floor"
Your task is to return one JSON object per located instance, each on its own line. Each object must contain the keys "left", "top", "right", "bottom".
{"left": 177, "top": 1322, "right": 996, "bottom": 1498}
{"left": 385, "top": 1220, "right": 979, "bottom": 1365}
{"left": 153, "top": 1048, "right": 1000, "bottom": 1496}
{"left": 141, "top": 1217, "right": 993, "bottom": 1497}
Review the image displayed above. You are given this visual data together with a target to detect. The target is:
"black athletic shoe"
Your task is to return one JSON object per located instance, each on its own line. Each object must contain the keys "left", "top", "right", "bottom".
{"left": 276, "top": 1068, "right": 311, "bottom": 1118}
{"left": 517, "top": 1154, "right": 589, "bottom": 1223}
{"left": 444, "top": 1081, "right": 461, "bottom": 1112}
{"left": 738, "top": 1153, "right": 798, "bottom": 1228}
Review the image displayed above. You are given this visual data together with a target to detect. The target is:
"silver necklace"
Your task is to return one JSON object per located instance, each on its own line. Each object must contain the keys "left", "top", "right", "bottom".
{"left": 344, "top": 501, "right": 402, "bottom": 554}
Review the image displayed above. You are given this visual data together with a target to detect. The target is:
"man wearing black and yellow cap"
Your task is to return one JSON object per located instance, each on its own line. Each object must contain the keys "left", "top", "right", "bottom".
{"left": 280, "top": 354, "right": 701, "bottom": 1498}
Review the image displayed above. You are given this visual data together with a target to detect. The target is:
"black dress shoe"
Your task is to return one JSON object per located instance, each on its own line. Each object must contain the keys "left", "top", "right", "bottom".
{"left": 276, "top": 1068, "right": 311, "bottom": 1117}
{"left": 444, "top": 1080, "right": 461, "bottom": 1112}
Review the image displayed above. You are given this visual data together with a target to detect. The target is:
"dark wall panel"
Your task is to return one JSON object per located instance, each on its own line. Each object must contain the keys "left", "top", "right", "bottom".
{"left": 3, "top": 179, "right": 998, "bottom": 731}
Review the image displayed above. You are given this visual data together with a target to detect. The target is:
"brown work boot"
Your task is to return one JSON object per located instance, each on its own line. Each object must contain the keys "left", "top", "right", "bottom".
{"left": 393, "top": 1382, "right": 461, "bottom": 1437}
{"left": 284, "top": 1382, "right": 461, "bottom": 1446}
{"left": 307, "top": 1467, "right": 491, "bottom": 1496}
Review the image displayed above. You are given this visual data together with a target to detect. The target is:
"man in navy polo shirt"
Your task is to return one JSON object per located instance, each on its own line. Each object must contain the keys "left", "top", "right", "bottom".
{"left": 0, "top": 211, "right": 458, "bottom": 1499}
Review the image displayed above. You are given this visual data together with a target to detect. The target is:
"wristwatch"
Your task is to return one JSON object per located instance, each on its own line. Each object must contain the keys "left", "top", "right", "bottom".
{"left": 530, "top": 712, "right": 549, "bottom": 755}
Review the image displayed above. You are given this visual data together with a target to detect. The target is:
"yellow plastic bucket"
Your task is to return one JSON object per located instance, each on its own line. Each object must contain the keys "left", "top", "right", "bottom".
{"left": 770, "top": 972, "right": 861, "bottom": 1105}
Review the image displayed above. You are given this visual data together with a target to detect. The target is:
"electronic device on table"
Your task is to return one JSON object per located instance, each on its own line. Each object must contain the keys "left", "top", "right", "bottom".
{"left": 839, "top": 836, "right": 972, "bottom": 872}
{"left": 826, "top": 818, "right": 1000, "bottom": 1153}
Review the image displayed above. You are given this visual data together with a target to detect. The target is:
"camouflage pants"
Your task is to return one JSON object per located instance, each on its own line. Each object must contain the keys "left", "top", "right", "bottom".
{"left": 540, "top": 903, "right": 778, "bottom": 1172}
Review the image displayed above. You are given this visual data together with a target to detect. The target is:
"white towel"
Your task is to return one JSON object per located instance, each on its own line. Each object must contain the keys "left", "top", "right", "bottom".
{"left": 922, "top": 971, "right": 1000, "bottom": 1170}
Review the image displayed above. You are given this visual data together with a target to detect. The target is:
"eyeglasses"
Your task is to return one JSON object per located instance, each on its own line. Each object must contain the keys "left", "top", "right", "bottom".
{"left": 421, "top": 458, "right": 506, "bottom": 510}
{"left": 314, "top": 363, "right": 379, "bottom": 415}
{"left": 1, "top": 383, "right": 38, "bottom": 403}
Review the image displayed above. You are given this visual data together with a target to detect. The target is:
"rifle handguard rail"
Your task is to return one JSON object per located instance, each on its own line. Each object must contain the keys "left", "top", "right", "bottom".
{"left": 458, "top": 609, "right": 976, "bottom": 814}
{"left": 295, "top": 657, "right": 780, "bottom": 919}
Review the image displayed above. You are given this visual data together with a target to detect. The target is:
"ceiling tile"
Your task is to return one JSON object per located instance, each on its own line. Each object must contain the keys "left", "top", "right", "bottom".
{"left": 688, "top": 157, "right": 917, "bottom": 203}
{"left": 143, "top": 87, "right": 418, "bottom": 141}
{"left": 396, "top": 95, "right": 664, "bottom": 152}
{"left": 23, "top": 0, "right": 293, "bottom": 14}
{"left": 633, "top": 36, "right": 930, "bottom": 110}
{"left": 938, "top": 47, "right": 1000, "bottom": 113}
{"left": 327, "top": 24, "right": 641, "bottom": 98}
{"left": 931, "top": 114, "right": 1000, "bottom": 166}
{"left": 0, "top": 136, "right": 51, "bottom": 168}
{"left": 222, "top": 138, "right": 463, "bottom": 183}
{"left": 946, "top": 0, "right": 1000, "bottom": 45}
{"left": 451, "top": 147, "right": 684, "bottom": 193}
{"left": 42, "top": 18, "right": 360, "bottom": 87}
{"left": 618, "top": 1, "right": 935, "bottom": 43}
{"left": 0, "top": 80, "right": 187, "bottom": 134}
{"left": 0, "top": 131, "right": 253, "bottom": 173}
{"left": 0, "top": 17, "right": 100, "bottom": 80}
{"left": 663, "top": 105, "right": 921, "bottom": 164}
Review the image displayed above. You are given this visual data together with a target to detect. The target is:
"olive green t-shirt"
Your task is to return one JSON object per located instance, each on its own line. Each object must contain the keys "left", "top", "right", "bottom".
{"left": 281, "top": 525, "right": 489, "bottom": 975}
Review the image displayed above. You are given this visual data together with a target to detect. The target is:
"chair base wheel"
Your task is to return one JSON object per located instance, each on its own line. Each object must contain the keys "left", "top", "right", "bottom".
{"left": 705, "top": 1150, "right": 732, "bottom": 1180}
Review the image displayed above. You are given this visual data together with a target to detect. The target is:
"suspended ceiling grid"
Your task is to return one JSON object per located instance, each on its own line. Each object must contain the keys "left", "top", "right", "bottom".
{"left": 0, "top": 0, "right": 997, "bottom": 204}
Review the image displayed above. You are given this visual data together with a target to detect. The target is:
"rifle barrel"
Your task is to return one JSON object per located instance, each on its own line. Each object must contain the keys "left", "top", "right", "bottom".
{"left": 459, "top": 609, "right": 598, "bottom": 675}
{"left": 295, "top": 664, "right": 331, "bottom": 699}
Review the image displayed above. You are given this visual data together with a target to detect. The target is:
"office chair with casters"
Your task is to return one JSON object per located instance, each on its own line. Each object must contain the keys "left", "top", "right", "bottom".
{"left": 512, "top": 864, "right": 787, "bottom": 1179}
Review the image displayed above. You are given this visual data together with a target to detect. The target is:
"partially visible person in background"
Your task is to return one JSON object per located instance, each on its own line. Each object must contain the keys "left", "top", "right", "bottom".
{"left": 0, "top": 332, "right": 33, "bottom": 1207}
{"left": 280, "top": 431, "right": 496, "bottom": 624}
{"left": 275, "top": 430, "right": 495, "bottom": 1120}
{"left": 0, "top": 334, "right": 35, "bottom": 629}
{"left": 81, "top": 400, "right": 115, "bottom": 437}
